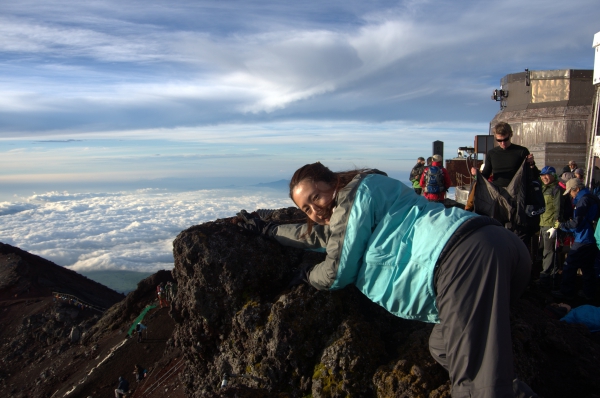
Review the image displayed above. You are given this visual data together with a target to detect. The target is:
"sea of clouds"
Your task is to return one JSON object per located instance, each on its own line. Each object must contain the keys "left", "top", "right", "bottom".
{"left": 0, "top": 188, "right": 292, "bottom": 272}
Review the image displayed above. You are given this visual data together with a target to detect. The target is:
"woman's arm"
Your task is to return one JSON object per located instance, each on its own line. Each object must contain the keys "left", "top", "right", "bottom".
{"left": 272, "top": 223, "right": 330, "bottom": 250}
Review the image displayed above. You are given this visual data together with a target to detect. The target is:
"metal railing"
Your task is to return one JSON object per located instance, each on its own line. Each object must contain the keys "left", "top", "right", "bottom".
{"left": 52, "top": 291, "right": 107, "bottom": 313}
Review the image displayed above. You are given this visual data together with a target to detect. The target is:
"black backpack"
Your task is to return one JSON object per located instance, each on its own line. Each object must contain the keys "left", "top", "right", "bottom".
{"left": 425, "top": 166, "right": 446, "bottom": 194}
{"left": 409, "top": 164, "right": 424, "bottom": 181}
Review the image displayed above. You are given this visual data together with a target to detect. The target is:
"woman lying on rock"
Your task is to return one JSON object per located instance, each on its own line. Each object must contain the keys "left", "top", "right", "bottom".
{"left": 237, "top": 162, "right": 536, "bottom": 398}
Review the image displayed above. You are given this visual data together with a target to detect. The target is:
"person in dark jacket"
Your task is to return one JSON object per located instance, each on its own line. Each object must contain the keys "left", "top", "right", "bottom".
{"left": 134, "top": 364, "right": 146, "bottom": 382}
{"left": 552, "top": 179, "right": 599, "bottom": 301}
{"left": 115, "top": 376, "right": 129, "bottom": 398}
{"left": 136, "top": 322, "right": 147, "bottom": 343}
{"left": 471, "top": 122, "right": 540, "bottom": 246}
{"left": 409, "top": 157, "right": 426, "bottom": 195}
{"left": 562, "top": 160, "right": 577, "bottom": 175}
{"left": 479, "top": 122, "right": 538, "bottom": 188}
{"left": 237, "top": 162, "right": 537, "bottom": 398}
{"left": 537, "top": 166, "right": 572, "bottom": 289}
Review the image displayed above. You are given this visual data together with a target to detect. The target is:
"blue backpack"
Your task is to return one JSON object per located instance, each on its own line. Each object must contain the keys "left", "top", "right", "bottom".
{"left": 425, "top": 166, "right": 446, "bottom": 194}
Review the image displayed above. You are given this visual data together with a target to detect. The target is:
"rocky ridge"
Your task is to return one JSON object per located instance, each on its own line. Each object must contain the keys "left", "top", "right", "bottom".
{"left": 0, "top": 243, "right": 183, "bottom": 398}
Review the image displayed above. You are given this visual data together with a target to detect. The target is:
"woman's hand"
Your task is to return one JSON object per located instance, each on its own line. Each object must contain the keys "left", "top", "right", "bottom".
{"left": 235, "top": 210, "right": 277, "bottom": 237}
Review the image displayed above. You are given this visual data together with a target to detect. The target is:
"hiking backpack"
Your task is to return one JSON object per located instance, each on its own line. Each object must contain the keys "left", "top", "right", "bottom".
{"left": 424, "top": 166, "right": 446, "bottom": 194}
{"left": 409, "top": 165, "right": 424, "bottom": 182}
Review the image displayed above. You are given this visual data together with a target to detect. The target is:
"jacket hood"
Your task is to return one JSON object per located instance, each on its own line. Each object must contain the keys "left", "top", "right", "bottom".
{"left": 573, "top": 187, "right": 591, "bottom": 205}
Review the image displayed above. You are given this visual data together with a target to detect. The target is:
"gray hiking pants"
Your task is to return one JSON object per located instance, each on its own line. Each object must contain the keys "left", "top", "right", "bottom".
{"left": 429, "top": 225, "right": 531, "bottom": 398}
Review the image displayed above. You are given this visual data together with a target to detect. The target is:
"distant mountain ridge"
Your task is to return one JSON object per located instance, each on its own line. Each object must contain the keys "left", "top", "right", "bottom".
{"left": 251, "top": 179, "right": 288, "bottom": 190}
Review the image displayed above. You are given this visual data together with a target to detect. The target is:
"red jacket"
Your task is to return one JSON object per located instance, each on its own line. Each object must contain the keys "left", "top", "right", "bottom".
{"left": 420, "top": 161, "right": 452, "bottom": 202}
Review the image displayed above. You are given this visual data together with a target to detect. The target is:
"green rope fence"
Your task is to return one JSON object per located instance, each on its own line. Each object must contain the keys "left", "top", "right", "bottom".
{"left": 127, "top": 303, "right": 158, "bottom": 337}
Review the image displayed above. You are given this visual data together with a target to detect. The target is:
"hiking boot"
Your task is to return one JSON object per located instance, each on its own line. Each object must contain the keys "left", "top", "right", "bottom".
{"left": 551, "top": 290, "right": 574, "bottom": 300}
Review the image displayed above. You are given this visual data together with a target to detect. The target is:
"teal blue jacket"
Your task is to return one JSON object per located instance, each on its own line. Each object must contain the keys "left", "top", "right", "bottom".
{"left": 274, "top": 173, "right": 477, "bottom": 323}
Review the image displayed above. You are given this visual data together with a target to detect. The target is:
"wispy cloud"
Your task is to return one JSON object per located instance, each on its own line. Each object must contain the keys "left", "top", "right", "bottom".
{"left": 0, "top": 0, "right": 596, "bottom": 135}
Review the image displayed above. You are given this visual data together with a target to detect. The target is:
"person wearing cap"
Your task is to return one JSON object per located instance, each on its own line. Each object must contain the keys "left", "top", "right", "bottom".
{"left": 419, "top": 154, "right": 452, "bottom": 203}
{"left": 562, "top": 160, "right": 577, "bottom": 175}
{"left": 574, "top": 168, "right": 585, "bottom": 180}
{"left": 552, "top": 179, "right": 599, "bottom": 301}
{"left": 537, "top": 166, "right": 572, "bottom": 289}
{"left": 408, "top": 157, "right": 426, "bottom": 195}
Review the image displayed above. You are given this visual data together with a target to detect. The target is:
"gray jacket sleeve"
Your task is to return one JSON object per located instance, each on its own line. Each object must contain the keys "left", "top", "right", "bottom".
{"left": 272, "top": 223, "right": 330, "bottom": 250}
{"left": 272, "top": 223, "right": 338, "bottom": 290}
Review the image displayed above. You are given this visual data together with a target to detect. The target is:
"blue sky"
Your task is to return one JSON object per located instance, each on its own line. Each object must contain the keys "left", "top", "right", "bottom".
{"left": 0, "top": 0, "right": 599, "bottom": 195}
{"left": 0, "top": 0, "right": 598, "bottom": 274}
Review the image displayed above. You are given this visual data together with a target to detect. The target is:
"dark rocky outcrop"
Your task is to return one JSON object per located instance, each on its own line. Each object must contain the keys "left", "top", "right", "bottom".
{"left": 171, "top": 208, "right": 600, "bottom": 398}
{"left": 0, "top": 243, "right": 182, "bottom": 398}
{"left": 0, "top": 242, "right": 124, "bottom": 307}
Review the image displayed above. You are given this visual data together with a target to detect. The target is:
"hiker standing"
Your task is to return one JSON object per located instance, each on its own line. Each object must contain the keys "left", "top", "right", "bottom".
{"left": 472, "top": 122, "right": 540, "bottom": 251}
{"left": 552, "top": 179, "right": 599, "bottom": 301}
{"left": 537, "top": 166, "right": 571, "bottom": 290}
{"left": 420, "top": 154, "right": 452, "bottom": 203}
{"left": 136, "top": 322, "right": 147, "bottom": 343}
{"left": 165, "top": 281, "right": 173, "bottom": 302}
{"left": 157, "top": 282, "right": 168, "bottom": 308}
{"left": 409, "top": 157, "right": 426, "bottom": 195}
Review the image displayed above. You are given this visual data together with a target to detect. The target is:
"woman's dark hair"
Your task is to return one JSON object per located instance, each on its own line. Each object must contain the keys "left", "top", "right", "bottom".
{"left": 289, "top": 162, "right": 384, "bottom": 234}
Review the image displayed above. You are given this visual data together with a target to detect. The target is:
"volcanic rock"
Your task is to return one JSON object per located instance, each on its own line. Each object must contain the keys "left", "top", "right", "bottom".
{"left": 0, "top": 243, "right": 182, "bottom": 398}
{"left": 170, "top": 208, "right": 600, "bottom": 398}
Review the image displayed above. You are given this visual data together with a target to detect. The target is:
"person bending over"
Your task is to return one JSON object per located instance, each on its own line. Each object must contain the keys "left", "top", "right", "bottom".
{"left": 238, "top": 162, "right": 536, "bottom": 398}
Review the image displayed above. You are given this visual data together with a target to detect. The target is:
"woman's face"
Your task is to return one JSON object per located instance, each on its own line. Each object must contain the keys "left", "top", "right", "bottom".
{"left": 292, "top": 179, "right": 335, "bottom": 225}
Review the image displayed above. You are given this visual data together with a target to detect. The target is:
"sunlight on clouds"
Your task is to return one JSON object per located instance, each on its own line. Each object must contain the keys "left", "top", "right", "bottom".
{"left": 0, "top": 188, "right": 293, "bottom": 272}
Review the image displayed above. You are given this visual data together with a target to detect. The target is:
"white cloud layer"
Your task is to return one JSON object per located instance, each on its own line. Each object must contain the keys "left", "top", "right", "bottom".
{"left": 0, "top": 188, "right": 293, "bottom": 272}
